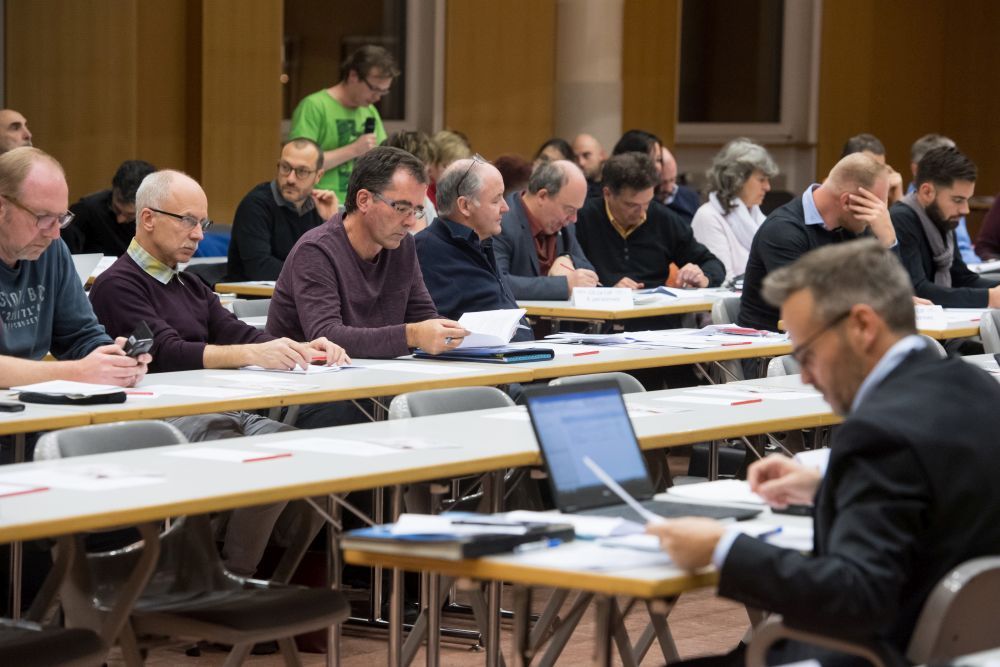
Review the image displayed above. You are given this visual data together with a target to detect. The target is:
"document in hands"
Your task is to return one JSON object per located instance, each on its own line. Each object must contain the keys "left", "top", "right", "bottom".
{"left": 456, "top": 308, "right": 527, "bottom": 348}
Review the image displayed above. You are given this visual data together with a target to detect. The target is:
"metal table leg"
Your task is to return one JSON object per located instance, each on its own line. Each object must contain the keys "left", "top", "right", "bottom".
{"left": 512, "top": 585, "right": 532, "bottom": 667}
{"left": 388, "top": 486, "right": 404, "bottom": 667}
{"left": 426, "top": 573, "right": 441, "bottom": 667}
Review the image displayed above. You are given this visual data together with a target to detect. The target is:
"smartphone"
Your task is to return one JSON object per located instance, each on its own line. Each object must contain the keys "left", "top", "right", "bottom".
{"left": 0, "top": 401, "right": 25, "bottom": 413}
{"left": 123, "top": 320, "right": 154, "bottom": 358}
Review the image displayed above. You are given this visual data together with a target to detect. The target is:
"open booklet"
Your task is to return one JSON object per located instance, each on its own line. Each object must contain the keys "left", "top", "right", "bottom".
{"left": 456, "top": 308, "right": 527, "bottom": 348}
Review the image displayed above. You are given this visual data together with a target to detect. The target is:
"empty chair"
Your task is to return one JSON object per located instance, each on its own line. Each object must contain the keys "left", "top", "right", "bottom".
{"left": 710, "top": 295, "right": 747, "bottom": 381}
{"left": 230, "top": 298, "right": 271, "bottom": 319}
{"left": 979, "top": 311, "right": 1000, "bottom": 353}
{"left": 36, "top": 420, "right": 349, "bottom": 667}
{"left": 746, "top": 556, "right": 1000, "bottom": 667}
{"left": 920, "top": 334, "right": 948, "bottom": 358}
{"left": 0, "top": 621, "right": 105, "bottom": 667}
{"left": 766, "top": 354, "right": 801, "bottom": 377}
{"left": 388, "top": 386, "right": 514, "bottom": 419}
{"left": 548, "top": 371, "right": 646, "bottom": 395}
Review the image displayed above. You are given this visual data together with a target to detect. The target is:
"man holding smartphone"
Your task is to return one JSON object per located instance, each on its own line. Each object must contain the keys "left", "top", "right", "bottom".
{"left": 0, "top": 147, "right": 151, "bottom": 391}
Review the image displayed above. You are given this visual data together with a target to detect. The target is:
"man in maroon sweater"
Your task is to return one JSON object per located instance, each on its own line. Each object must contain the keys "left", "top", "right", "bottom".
{"left": 267, "top": 146, "right": 468, "bottom": 357}
{"left": 90, "top": 169, "right": 348, "bottom": 577}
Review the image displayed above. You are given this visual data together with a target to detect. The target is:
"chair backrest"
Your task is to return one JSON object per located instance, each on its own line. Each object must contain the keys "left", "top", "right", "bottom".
{"left": 388, "top": 386, "right": 515, "bottom": 419}
{"left": 711, "top": 295, "right": 742, "bottom": 326}
{"left": 548, "top": 371, "right": 646, "bottom": 394}
{"left": 980, "top": 311, "right": 1000, "bottom": 354}
{"left": 231, "top": 298, "right": 272, "bottom": 318}
{"left": 34, "top": 420, "right": 187, "bottom": 461}
{"left": 766, "top": 354, "right": 801, "bottom": 377}
{"left": 907, "top": 556, "right": 1000, "bottom": 663}
{"left": 919, "top": 334, "right": 947, "bottom": 359}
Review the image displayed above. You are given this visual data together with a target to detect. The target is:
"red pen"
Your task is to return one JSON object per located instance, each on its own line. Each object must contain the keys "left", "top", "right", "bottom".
{"left": 731, "top": 398, "right": 763, "bottom": 406}
{"left": 243, "top": 452, "right": 293, "bottom": 463}
{"left": 720, "top": 341, "right": 752, "bottom": 346}
{"left": 573, "top": 350, "right": 600, "bottom": 357}
{"left": 125, "top": 390, "right": 154, "bottom": 395}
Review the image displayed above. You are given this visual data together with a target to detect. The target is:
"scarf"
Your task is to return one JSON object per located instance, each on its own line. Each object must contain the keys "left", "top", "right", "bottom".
{"left": 709, "top": 192, "right": 764, "bottom": 252}
{"left": 901, "top": 192, "right": 952, "bottom": 287}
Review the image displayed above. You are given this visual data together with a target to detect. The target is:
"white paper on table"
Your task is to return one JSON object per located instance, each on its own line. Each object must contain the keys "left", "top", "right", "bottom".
{"left": 0, "top": 464, "right": 164, "bottom": 491}
{"left": 390, "top": 514, "right": 528, "bottom": 536}
{"left": 483, "top": 405, "right": 686, "bottom": 422}
{"left": 162, "top": 447, "right": 291, "bottom": 463}
{"left": 666, "top": 479, "right": 766, "bottom": 506}
{"left": 507, "top": 343, "right": 594, "bottom": 358}
{"left": 240, "top": 363, "right": 349, "bottom": 374}
{"left": 942, "top": 307, "right": 987, "bottom": 323}
{"left": 456, "top": 309, "right": 526, "bottom": 349}
{"left": 915, "top": 304, "right": 947, "bottom": 327}
{"left": 376, "top": 362, "right": 482, "bottom": 375}
{"left": 90, "top": 255, "right": 116, "bottom": 279}
{"left": 597, "top": 533, "right": 663, "bottom": 552}
{"left": 504, "top": 510, "right": 643, "bottom": 538}
{"left": 572, "top": 287, "right": 633, "bottom": 309}
{"left": 693, "top": 387, "right": 818, "bottom": 401}
{"left": 139, "top": 384, "right": 262, "bottom": 398}
{"left": 793, "top": 448, "right": 831, "bottom": 472}
{"left": 511, "top": 542, "right": 672, "bottom": 570}
{"left": 544, "top": 332, "right": 634, "bottom": 345}
{"left": 11, "top": 380, "right": 123, "bottom": 396}
{"left": 0, "top": 481, "right": 48, "bottom": 498}
{"left": 252, "top": 437, "right": 401, "bottom": 457}
{"left": 653, "top": 395, "right": 748, "bottom": 406}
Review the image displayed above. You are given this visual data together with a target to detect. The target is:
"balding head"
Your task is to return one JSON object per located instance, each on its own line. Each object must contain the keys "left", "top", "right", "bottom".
{"left": 523, "top": 160, "right": 587, "bottom": 234}
{"left": 0, "top": 110, "right": 32, "bottom": 154}
{"left": 135, "top": 170, "right": 210, "bottom": 268}
{"left": 660, "top": 147, "right": 679, "bottom": 195}
{"left": 825, "top": 152, "right": 889, "bottom": 195}
{"left": 0, "top": 147, "right": 68, "bottom": 266}
{"left": 572, "top": 133, "right": 605, "bottom": 180}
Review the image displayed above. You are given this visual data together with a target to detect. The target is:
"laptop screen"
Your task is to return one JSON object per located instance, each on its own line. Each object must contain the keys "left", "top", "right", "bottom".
{"left": 525, "top": 381, "right": 655, "bottom": 512}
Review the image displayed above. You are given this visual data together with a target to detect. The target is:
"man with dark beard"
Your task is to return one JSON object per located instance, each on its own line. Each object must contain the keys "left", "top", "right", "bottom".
{"left": 889, "top": 146, "right": 1000, "bottom": 306}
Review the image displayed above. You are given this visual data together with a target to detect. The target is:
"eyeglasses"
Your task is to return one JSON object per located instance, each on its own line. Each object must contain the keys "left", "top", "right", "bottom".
{"left": 362, "top": 78, "right": 391, "bottom": 95}
{"left": 790, "top": 310, "right": 851, "bottom": 366}
{"left": 148, "top": 207, "right": 213, "bottom": 231}
{"left": 372, "top": 192, "right": 426, "bottom": 220}
{"left": 277, "top": 161, "right": 318, "bottom": 180}
{"left": 2, "top": 194, "right": 75, "bottom": 231}
{"left": 455, "top": 154, "right": 486, "bottom": 198}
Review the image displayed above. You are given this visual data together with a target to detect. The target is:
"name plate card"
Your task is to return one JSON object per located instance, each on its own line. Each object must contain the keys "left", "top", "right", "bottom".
{"left": 571, "top": 287, "right": 633, "bottom": 309}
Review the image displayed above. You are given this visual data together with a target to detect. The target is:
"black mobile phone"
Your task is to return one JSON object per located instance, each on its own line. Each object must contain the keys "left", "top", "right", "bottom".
{"left": 0, "top": 401, "right": 25, "bottom": 413}
{"left": 123, "top": 320, "right": 154, "bottom": 358}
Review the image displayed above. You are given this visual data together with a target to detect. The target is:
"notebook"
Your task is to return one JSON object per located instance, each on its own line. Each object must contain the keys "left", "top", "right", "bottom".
{"left": 523, "top": 381, "right": 760, "bottom": 523}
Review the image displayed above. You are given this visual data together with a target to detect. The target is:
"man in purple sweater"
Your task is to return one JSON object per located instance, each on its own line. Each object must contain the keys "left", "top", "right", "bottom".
{"left": 90, "top": 169, "right": 348, "bottom": 577}
{"left": 267, "top": 146, "right": 468, "bottom": 357}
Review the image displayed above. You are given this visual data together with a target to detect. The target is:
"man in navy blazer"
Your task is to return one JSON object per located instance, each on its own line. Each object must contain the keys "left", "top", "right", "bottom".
{"left": 492, "top": 160, "right": 597, "bottom": 300}
{"left": 415, "top": 156, "right": 531, "bottom": 341}
{"left": 649, "top": 239, "right": 1000, "bottom": 666}
{"left": 657, "top": 145, "right": 700, "bottom": 223}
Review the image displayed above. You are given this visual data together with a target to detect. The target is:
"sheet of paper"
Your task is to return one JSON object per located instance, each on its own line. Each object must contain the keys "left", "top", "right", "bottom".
{"left": 11, "top": 380, "right": 122, "bottom": 396}
{"left": 0, "top": 464, "right": 164, "bottom": 491}
{"left": 597, "top": 533, "right": 663, "bottom": 552}
{"left": 510, "top": 542, "right": 672, "bottom": 571}
{"left": 572, "top": 287, "right": 633, "bottom": 309}
{"left": 456, "top": 309, "right": 526, "bottom": 348}
{"left": 90, "top": 255, "right": 116, "bottom": 279}
{"left": 138, "top": 384, "right": 262, "bottom": 398}
{"left": 252, "top": 437, "right": 400, "bottom": 457}
{"left": 241, "top": 363, "right": 346, "bottom": 374}
{"left": 693, "top": 387, "right": 818, "bottom": 401}
{"left": 389, "top": 514, "right": 528, "bottom": 536}
{"left": 0, "top": 482, "right": 48, "bottom": 498}
{"left": 376, "top": 362, "right": 480, "bottom": 375}
{"left": 654, "top": 395, "right": 751, "bottom": 406}
{"left": 793, "top": 448, "right": 831, "bottom": 471}
{"left": 504, "top": 510, "right": 642, "bottom": 538}
{"left": 666, "top": 479, "right": 766, "bottom": 506}
{"left": 162, "top": 447, "right": 291, "bottom": 463}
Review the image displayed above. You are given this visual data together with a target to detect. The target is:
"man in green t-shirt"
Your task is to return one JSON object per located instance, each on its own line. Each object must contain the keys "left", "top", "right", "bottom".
{"left": 289, "top": 45, "right": 399, "bottom": 202}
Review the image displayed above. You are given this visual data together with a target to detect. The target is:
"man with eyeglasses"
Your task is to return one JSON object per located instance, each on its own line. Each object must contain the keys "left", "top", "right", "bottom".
{"left": 62, "top": 159, "right": 156, "bottom": 256}
{"left": 268, "top": 146, "right": 468, "bottom": 369}
{"left": 647, "top": 239, "right": 1000, "bottom": 667}
{"left": 494, "top": 159, "right": 598, "bottom": 300}
{"left": 289, "top": 44, "right": 398, "bottom": 203}
{"left": 0, "top": 147, "right": 151, "bottom": 392}
{"left": 225, "top": 139, "right": 338, "bottom": 282}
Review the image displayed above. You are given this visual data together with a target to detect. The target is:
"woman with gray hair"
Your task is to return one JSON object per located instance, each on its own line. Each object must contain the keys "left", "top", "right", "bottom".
{"left": 691, "top": 138, "right": 778, "bottom": 281}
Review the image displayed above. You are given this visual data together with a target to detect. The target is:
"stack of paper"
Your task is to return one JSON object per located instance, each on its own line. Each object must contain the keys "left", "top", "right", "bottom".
{"left": 456, "top": 309, "right": 527, "bottom": 348}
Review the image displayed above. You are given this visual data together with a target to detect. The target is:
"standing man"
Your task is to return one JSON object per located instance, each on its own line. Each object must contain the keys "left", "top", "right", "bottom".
{"left": 0, "top": 109, "right": 31, "bottom": 153}
{"left": 267, "top": 146, "right": 468, "bottom": 359}
{"left": 289, "top": 45, "right": 398, "bottom": 203}
{"left": 63, "top": 159, "right": 156, "bottom": 256}
{"left": 890, "top": 146, "right": 999, "bottom": 307}
{"left": 738, "top": 153, "right": 895, "bottom": 332}
{"left": 225, "top": 139, "right": 338, "bottom": 282}
{"left": 415, "top": 156, "right": 529, "bottom": 339}
{"left": 493, "top": 159, "right": 597, "bottom": 300}
{"left": 649, "top": 240, "right": 1000, "bottom": 666}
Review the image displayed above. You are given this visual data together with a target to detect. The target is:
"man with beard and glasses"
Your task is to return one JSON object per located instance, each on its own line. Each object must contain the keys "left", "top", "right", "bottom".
{"left": 889, "top": 146, "right": 1000, "bottom": 307}
{"left": 225, "top": 139, "right": 338, "bottom": 282}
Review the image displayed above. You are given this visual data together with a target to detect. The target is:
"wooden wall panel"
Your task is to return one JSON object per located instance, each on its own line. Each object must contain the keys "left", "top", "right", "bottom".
{"left": 444, "top": 0, "right": 557, "bottom": 160}
{"left": 200, "top": 0, "right": 283, "bottom": 224}
{"left": 5, "top": 0, "right": 139, "bottom": 200}
{"left": 621, "top": 0, "right": 680, "bottom": 148}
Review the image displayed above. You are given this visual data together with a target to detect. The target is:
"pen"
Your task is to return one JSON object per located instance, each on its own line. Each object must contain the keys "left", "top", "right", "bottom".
{"left": 720, "top": 341, "right": 752, "bottom": 347}
{"left": 243, "top": 452, "right": 293, "bottom": 463}
{"left": 731, "top": 398, "right": 763, "bottom": 406}
{"left": 125, "top": 390, "right": 154, "bottom": 395}
{"left": 573, "top": 350, "right": 600, "bottom": 357}
{"left": 516, "top": 324, "right": 531, "bottom": 330}
{"left": 514, "top": 538, "right": 562, "bottom": 554}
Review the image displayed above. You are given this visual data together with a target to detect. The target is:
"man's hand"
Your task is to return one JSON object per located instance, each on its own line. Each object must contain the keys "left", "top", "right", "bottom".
{"left": 566, "top": 269, "right": 600, "bottom": 290}
{"left": 615, "top": 276, "right": 644, "bottom": 289}
{"left": 887, "top": 168, "right": 905, "bottom": 205}
{"left": 311, "top": 189, "right": 339, "bottom": 220}
{"left": 645, "top": 518, "right": 726, "bottom": 571}
{"left": 248, "top": 338, "right": 313, "bottom": 370}
{"left": 351, "top": 133, "right": 378, "bottom": 158}
{"left": 849, "top": 186, "right": 895, "bottom": 247}
{"left": 912, "top": 296, "right": 933, "bottom": 306}
{"left": 405, "top": 319, "right": 470, "bottom": 355}
{"left": 676, "top": 263, "right": 708, "bottom": 288}
{"left": 547, "top": 257, "right": 576, "bottom": 277}
{"left": 307, "top": 337, "right": 351, "bottom": 366}
{"left": 73, "top": 339, "right": 150, "bottom": 387}
{"left": 747, "top": 454, "right": 822, "bottom": 509}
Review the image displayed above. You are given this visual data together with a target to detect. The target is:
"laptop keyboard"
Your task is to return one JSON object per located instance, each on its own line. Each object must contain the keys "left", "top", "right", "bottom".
{"left": 584, "top": 499, "right": 760, "bottom": 523}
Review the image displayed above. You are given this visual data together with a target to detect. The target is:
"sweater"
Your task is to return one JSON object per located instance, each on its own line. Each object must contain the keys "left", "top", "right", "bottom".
{"left": 266, "top": 220, "right": 439, "bottom": 358}
{"left": 574, "top": 198, "right": 725, "bottom": 288}
{"left": 225, "top": 181, "right": 327, "bottom": 282}
{"left": 63, "top": 189, "right": 135, "bottom": 256}
{"left": 90, "top": 252, "right": 272, "bottom": 373}
{"left": 0, "top": 240, "right": 111, "bottom": 361}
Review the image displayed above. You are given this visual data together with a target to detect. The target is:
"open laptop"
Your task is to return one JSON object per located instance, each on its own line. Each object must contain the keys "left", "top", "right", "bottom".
{"left": 71, "top": 253, "right": 103, "bottom": 287}
{"left": 524, "top": 380, "right": 760, "bottom": 523}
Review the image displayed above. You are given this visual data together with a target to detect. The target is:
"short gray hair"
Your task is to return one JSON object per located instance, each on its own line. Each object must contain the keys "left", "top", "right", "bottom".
{"left": 435, "top": 157, "right": 484, "bottom": 216}
{"left": 527, "top": 160, "right": 568, "bottom": 196}
{"left": 910, "top": 133, "right": 955, "bottom": 164}
{"left": 762, "top": 239, "right": 916, "bottom": 334}
{"left": 135, "top": 170, "right": 182, "bottom": 213}
{"left": 707, "top": 138, "right": 778, "bottom": 215}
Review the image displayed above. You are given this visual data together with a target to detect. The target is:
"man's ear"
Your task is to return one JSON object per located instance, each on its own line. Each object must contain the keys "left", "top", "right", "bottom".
{"left": 917, "top": 181, "right": 936, "bottom": 202}
{"left": 849, "top": 304, "right": 880, "bottom": 351}
{"left": 137, "top": 208, "right": 155, "bottom": 232}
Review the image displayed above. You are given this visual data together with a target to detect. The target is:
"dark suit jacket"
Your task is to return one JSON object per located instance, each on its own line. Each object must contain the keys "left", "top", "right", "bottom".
{"left": 493, "top": 192, "right": 594, "bottom": 300}
{"left": 890, "top": 202, "right": 997, "bottom": 307}
{"left": 665, "top": 184, "right": 700, "bottom": 223}
{"left": 414, "top": 217, "right": 531, "bottom": 341}
{"left": 718, "top": 345, "right": 1000, "bottom": 663}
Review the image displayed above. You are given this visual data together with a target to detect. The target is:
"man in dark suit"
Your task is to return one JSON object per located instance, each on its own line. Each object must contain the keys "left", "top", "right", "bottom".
{"left": 657, "top": 145, "right": 700, "bottom": 223}
{"left": 648, "top": 239, "right": 1000, "bottom": 666}
{"left": 493, "top": 159, "right": 597, "bottom": 300}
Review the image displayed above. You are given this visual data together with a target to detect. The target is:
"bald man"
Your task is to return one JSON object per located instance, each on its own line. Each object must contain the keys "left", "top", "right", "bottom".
{"left": 738, "top": 152, "right": 895, "bottom": 332}
{"left": 656, "top": 146, "right": 700, "bottom": 223}
{"left": 0, "top": 109, "right": 32, "bottom": 154}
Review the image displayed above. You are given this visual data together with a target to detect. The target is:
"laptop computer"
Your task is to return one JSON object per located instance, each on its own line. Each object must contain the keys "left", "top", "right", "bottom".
{"left": 524, "top": 380, "right": 760, "bottom": 523}
{"left": 71, "top": 253, "right": 103, "bottom": 287}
